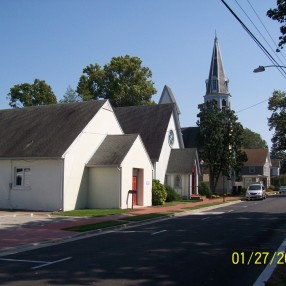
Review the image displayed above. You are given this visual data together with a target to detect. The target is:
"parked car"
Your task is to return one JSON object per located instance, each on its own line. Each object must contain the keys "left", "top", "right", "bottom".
{"left": 245, "top": 184, "right": 266, "bottom": 200}
{"left": 279, "top": 186, "right": 286, "bottom": 193}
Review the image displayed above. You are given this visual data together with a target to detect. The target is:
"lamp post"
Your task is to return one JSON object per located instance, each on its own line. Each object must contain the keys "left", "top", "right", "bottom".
{"left": 253, "top": 65, "right": 286, "bottom": 73}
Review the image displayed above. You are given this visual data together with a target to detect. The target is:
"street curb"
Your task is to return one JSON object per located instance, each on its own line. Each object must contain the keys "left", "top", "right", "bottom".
{"left": 0, "top": 200, "right": 242, "bottom": 257}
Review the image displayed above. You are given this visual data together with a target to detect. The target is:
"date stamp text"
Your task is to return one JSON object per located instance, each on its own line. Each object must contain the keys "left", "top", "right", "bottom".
{"left": 231, "top": 251, "right": 286, "bottom": 265}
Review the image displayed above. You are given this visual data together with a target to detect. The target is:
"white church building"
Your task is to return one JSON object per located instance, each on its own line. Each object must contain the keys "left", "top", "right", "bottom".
{"left": 0, "top": 87, "right": 200, "bottom": 211}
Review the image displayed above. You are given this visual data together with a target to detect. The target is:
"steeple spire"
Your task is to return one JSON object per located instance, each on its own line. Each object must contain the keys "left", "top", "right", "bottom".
{"left": 204, "top": 35, "right": 230, "bottom": 110}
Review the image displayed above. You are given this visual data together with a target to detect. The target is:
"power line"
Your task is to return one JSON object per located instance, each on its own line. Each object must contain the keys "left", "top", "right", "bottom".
{"left": 220, "top": 0, "right": 286, "bottom": 80}
{"left": 236, "top": 99, "right": 268, "bottom": 113}
{"left": 246, "top": 0, "right": 286, "bottom": 65}
{"left": 234, "top": 0, "right": 286, "bottom": 68}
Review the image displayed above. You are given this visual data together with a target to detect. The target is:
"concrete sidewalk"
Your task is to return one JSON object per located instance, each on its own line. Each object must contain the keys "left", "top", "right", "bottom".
{"left": 0, "top": 197, "right": 241, "bottom": 256}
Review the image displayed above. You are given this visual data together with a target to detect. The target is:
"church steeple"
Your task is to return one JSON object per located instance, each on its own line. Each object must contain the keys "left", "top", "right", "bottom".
{"left": 204, "top": 35, "right": 230, "bottom": 110}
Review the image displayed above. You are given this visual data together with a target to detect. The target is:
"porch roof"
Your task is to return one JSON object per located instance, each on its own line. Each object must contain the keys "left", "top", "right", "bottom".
{"left": 87, "top": 134, "right": 138, "bottom": 166}
{"left": 166, "top": 148, "right": 198, "bottom": 174}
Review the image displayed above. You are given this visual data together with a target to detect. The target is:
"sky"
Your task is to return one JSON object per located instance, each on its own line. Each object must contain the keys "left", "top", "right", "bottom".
{"left": 1, "top": 0, "right": 285, "bottom": 149}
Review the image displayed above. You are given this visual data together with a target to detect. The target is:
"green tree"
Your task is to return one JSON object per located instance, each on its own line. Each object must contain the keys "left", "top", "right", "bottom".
{"left": 268, "top": 90, "right": 286, "bottom": 154}
{"left": 7, "top": 79, "right": 57, "bottom": 108}
{"left": 267, "top": 0, "right": 286, "bottom": 49}
{"left": 242, "top": 128, "right": 268, "bottom": 148}
{"left": 59, "top": 86, "right": 82, "bottom": 103}
{"left": 77, "top": 55, "right": 157, "bottom": 107}
{"left": 197, "top": 102, "right": 247, "bottom": 193}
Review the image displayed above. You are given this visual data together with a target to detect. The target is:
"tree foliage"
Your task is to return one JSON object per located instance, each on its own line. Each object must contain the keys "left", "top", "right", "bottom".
{"left": 242, "top": 128, "right": 268, "bottom": 149}
{"left": 59, "top": 86, "right": 82, "bottom": 104}
{"left": 77, "top": 55, "right": 157, "bottom": 107}
{"left": 267, "top": 0, "right": 286, "bottom": 49}
{"left": 268, "top": 90, "right": 286, "bottom": 154}
{"left": 7, "top": 79, "right": 57, "bottom": 108}
{"left": 197, "top": 102, "right": 247, "bottom": 193}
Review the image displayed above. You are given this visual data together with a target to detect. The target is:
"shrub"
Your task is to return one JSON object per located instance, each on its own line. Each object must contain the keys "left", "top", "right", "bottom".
{"left": 165, "top": 185, "right": 181, "bottom": 202}
{"left": 267, "top": 185, "right": 278, "bottom": 192}
{"left": 152, "top": 179, "right": 167, "bottom": 205}
{"left": 198, "top": 182, "right": 212, "bottom": 198}
{"left": 241, "top": 187, "right": 247, "bottom": 195}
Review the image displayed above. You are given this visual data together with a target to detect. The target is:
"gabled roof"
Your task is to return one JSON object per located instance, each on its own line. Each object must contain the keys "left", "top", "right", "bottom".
{"left": 159, "top": 85, "right": 181, "bottom": 115}
{"left": 167, "top": 148, "right": 198, "bottom": 174}
{"left": 206, "top": 35, "right": 229, "bottom": 95}
{"left": 181, "top": 127, "right": 200, "bottom": 149}
{"left": 87, "top": 134, "right": 138, "bottom": 166}
{"left": 0, "top": 100, "right": 107, "bottom": 158}
{"left": 243, "top": 148, "right": 270, "bottom": 166}
{"left": 114, "top": 104, "right": 174, "bottom": 162}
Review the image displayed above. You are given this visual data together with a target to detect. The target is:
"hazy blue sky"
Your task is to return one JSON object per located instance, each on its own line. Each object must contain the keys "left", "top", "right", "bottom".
{"left": 1, "top": 0, "right": 285, "bottom": 148}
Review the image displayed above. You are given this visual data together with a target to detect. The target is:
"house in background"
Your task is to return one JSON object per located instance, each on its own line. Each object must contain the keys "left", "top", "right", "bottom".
{"left": 271, "top": 158, "right": 280, "bottom": 178}
{"left": 242, "top": 148, "right": 271, "bottom": 188}
{"left": 0, "top": 100, "right": 153, "bottom": 211}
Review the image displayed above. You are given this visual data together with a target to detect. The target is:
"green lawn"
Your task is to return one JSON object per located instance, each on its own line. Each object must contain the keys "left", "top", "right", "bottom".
{"left": 53, "top": 208, "right": 133, "bottom": 217}
{"left": 120, "top": 213, "right": 170, "bottom": 222}
{"left": 182, "top": 202, "right": 225, "bottom": 210}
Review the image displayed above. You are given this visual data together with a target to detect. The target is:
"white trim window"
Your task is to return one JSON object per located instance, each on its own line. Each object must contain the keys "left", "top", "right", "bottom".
{"left": 249, "top": 166, "right": 255, "bottom": 174}
{"left": 14, "top": 167, "right": 31, "bottom": 188}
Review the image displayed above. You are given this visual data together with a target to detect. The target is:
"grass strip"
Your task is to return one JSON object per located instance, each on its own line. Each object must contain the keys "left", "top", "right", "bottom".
{"left": 120, "top": 213, "right": 169, "bottom": 222}
{"left": 53, "top": 209, "right": 132, "bottom": 217}
{"left": 182, "top": 202, "right": 225, "bottom": 210}
{"left": 62, "top": 220, "right": 127, "bottom": 232}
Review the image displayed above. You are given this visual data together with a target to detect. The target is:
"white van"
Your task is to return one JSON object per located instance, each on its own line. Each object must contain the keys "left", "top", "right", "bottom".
{"left": 245, "top": 184, "right": 266, "bottom": 200}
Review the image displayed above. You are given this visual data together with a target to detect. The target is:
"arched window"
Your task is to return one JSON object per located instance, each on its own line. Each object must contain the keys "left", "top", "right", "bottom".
{"left": 174, "top": 175, "right": 182, "bottom": 188}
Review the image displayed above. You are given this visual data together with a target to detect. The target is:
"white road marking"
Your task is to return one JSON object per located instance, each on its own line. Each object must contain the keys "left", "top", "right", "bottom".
{"left": 32, "top": 257, "right": 72, "bottom": 270}
{"left": 0, "top": 256, "right": 72, "bottom": 270}
{"left": 191, "top": 212, "right": 225, "bottom": 215}
{"left": 151, "top": 230, "right": 167, "bottom": 235}
{"left": 0, "top": 258, "right": 48, "bottom": 264}
{"left": 253, "top": 237, "right": 286, "bottom": 286}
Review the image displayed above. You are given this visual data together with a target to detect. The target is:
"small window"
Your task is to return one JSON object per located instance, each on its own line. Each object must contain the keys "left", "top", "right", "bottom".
{"left": 212, "top": 79, "right": 218, "bottom": 91}
{"left": 14, "top": 167, "right": 31, "bottom": 188}
{"left": 249, "top": 166, "right": 255, "bottom": 173}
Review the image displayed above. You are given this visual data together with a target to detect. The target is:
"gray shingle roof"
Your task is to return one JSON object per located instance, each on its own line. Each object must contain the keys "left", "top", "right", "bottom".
{"left": 87, "top": 134, "right": 138, "bottom": 166}
{"left": 167, "top": 148, "right": 197, "bottom": 173}
{"left": 0, "top": 100, "right": 106, "bottom": 158}
{"left": 114, "top": 104, "right": 174, "bottom": 162}
{"left": 181, "top": 127, "right": 200, "bottom": 149}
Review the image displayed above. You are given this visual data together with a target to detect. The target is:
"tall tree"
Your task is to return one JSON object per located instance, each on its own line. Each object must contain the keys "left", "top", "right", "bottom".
{"left": 77, "top": 55, "right": 157, "bottom": 107}
{"left": 267, "top": 0, "right": 286, "bottom": 49}
{"left": 268, "top": 90, "right": 286, "bottom": 153}
{"left": 7, "top": 79, "right": 57, "bottom": 108}
{"left": 242, "top": 128, "right": 268, "bottom": 149}
{"left": 59, "top": 86, "right": 81, "bottom": 103}
{"left": 197, "top": 102, "right": 247, "bottom": 194}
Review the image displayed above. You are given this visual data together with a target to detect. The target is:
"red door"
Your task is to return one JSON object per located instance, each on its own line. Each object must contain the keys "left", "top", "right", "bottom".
{"left": 192, "top": 167, "right": 195, "bottom": 195}
{"left": 132, "top": 176, "right": 137, "bottom": 205}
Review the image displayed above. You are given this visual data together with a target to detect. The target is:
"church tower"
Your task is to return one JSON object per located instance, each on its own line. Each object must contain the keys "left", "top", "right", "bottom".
{"left": 204, "top": 35, "right": 231, "bottom": 110}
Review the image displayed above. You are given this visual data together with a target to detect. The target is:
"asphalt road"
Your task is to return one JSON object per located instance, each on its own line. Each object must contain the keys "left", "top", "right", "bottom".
{"left": 1, "top": 195, "right": 286, "bottom": 286}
